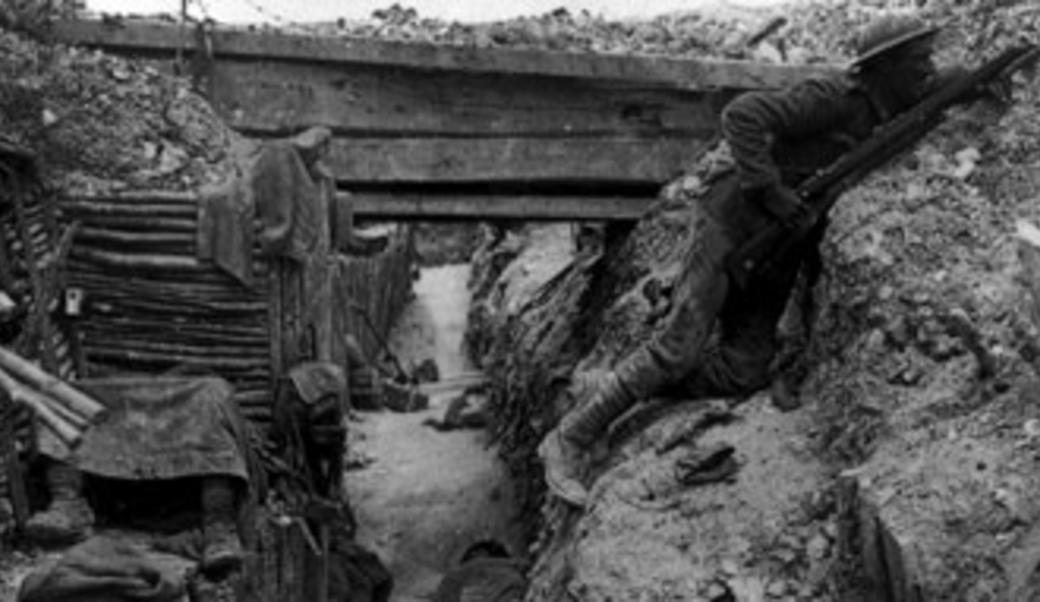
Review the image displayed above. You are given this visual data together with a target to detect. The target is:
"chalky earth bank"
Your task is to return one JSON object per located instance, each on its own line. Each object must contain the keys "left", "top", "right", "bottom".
{"left": 466, "top": 3, "right": 1040, "bottom": 601}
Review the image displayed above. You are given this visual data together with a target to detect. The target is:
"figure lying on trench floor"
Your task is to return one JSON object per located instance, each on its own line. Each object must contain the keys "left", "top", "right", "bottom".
{"left": 539, "top": 12, "right": 1011, "bottom": 507}
{"left": 25, "top": 376, "right": 252, "bottom": 574}
{"left": 432, "top": 539, "right": 527, "bottom": 602}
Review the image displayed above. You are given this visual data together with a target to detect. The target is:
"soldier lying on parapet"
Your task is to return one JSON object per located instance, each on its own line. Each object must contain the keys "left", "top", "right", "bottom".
{"left": 539, "top": 13, "right": 1010, "bottom": 507}
{"left": 26, "top": 376, "right": 251, "bottom": 574}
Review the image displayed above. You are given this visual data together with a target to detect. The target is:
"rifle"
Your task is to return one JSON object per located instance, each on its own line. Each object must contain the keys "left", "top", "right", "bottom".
{"left": 727, "top": 44, "right": 1040, "bottom": 287}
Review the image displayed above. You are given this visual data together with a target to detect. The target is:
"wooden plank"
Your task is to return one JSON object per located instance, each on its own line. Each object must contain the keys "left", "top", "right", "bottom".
{"left": 208, "top": 59, "right": 726, "bottom": 137}
{"left": 53, "top": 19, "right": 839, "bottom": 89}
{"left": 281, "top": 260, "right": 304, "bottom": 368}
{"left": 0, "top": 402, "right": 29, "bottom": 528}
{"left": 0, "top": 220, "right": 17, "bottom": 293}
{"left": 343, "top": 192, "right": 655, "bottom": 221}
{"left": 8, "top": 177, "right": 57, "bottom": 374}
{"left": 328, "top": 136, "right": 705, "bottom": 183}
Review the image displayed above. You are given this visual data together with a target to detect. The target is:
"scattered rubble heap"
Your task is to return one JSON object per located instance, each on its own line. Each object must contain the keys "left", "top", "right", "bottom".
{"left": 0, "top": 25, "right": 241, "bottom": 195}
{"left": 84, "top": 0, "right": 910, "bottom": 65}
{"left": 287, "top": 1, "right": 871, "bottom": 64}
{"left": 466, "top": 1, "right": 1040, "bottom": 601}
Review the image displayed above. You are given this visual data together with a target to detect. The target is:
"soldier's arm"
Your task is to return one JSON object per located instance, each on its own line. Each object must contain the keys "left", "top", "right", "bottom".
{"left": 720, "top": 78, "right": 858, "bottom": 190}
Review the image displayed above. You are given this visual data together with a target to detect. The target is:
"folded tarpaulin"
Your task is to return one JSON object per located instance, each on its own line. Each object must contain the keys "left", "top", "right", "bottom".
{"left": 17, "top": 535, "right": 192, "bottom": 602}
{"left": 39, "top": 376, "right": 250, "bottom": 484}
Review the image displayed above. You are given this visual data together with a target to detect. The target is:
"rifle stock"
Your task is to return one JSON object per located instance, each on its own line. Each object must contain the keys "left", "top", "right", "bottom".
{"left": 727, "top": 44, "right": 1039, "bottom": 288}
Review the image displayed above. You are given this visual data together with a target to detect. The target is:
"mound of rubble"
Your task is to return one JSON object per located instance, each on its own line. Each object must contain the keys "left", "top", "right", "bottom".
{"left": 466, "top": 1, "right": 1040, "bottom": 601}
{"left": 0, "top": 24, "right": 243, "bottom": 194}
{"left": 85, "top": 0, "right": 896, "bottom": 65}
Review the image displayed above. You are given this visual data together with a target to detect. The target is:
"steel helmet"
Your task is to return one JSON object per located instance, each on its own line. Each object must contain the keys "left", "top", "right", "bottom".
{"left": 850, "top": 13, "right": 939, "bottom": 69}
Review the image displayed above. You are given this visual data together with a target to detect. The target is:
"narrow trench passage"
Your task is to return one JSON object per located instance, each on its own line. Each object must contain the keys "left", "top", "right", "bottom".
{"left": 345, "top": 264, "right": 527, "bottom": 602}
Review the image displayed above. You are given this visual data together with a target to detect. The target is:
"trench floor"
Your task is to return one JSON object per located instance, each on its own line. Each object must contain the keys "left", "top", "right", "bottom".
{"left": 345, "top": 264, "right": 526, "bottom": 602}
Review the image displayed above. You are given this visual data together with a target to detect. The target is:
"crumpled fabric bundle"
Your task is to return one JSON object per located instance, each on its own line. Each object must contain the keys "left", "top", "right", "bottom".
{"left": 432, "top": 557, "right": 527, "bottom": 602}
{"left": 288, "top": 361, "right": 346, "bottom": 406}
{"left": 196, "top": 127, "right": 329, "bottom": 287}
{"left": 197, "top": 176, "right": 254, "bottom": 287}
{"left": 251, "top": 139, "right": 320, "bottom": 262}
{"left": 17, "top": 535, "right": 190, "bottom": 602}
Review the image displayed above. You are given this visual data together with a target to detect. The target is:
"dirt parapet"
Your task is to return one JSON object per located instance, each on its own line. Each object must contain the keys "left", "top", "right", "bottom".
{"left": 0, "top": 23, "right": 243, "bottom": 194}
{"left": 466, "top": 2, "right": 1040, "bottom": 600}
{"left": 803, "top": 17, "right": 1040, "bottom": 600}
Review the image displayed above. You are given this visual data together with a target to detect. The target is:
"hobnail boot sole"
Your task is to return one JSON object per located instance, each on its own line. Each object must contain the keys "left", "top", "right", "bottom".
{"left": 538, "top": 431, "right": 589, "bottom": 507}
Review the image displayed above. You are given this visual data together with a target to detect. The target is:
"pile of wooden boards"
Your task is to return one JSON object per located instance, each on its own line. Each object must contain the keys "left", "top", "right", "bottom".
{"left": 0, "top": 345, "right": 106, "bottom": 450}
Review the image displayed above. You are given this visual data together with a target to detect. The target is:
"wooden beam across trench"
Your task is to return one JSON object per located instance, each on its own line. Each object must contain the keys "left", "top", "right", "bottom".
{"left": 53, "top": 19, "right": 837, "bottom": 219}
{"left": 344, "top": 191, "right": 655, "bottom": 221}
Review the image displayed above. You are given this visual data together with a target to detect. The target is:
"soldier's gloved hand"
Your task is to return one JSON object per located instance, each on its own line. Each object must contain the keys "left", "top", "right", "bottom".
{"left": 749, "top": 183, "right": 809, "bottom": 227}
{"left": 943, "top": 65, "right": 1014, "bottom": 107}
{"left": 981, "top": 75, "right": 1014, "bottom": 106}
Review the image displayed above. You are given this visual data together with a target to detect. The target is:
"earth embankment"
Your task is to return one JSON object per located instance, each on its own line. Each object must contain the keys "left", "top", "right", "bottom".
{"left": 464, "top": 4, "right": 1040, "bottom": 600}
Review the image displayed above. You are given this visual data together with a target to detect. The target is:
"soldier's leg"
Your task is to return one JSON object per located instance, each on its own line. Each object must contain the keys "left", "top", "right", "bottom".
{"left": 201, "top": 476, "right": 244, "bottom": 573}
{"left": 24, "top": 460, "right": 94, "bottom": 544}
{"left": 662, "top": 334, "right": 776, "bottom": 401}
{"left": 540, "top": 207, "right": 734, "bottom": 506}
{"left": 665, "top": 241, "right": 806, "bottom": 402}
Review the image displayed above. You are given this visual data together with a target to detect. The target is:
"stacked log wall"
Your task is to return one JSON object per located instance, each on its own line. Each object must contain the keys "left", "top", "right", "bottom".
{"left": 61, "top": 190, "right": 416, "bottom": 426}
{"left": 62, "top": 191, "right": 276, "bottom": 428}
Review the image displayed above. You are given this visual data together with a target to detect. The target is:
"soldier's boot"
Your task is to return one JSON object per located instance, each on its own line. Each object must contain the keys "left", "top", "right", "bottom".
{"left": 771, "top": 375, "right": 802, "bottom": 411}
{"left": 539, "top": 370, "right": 636, "bottom": 507}
{"left": 24, "top": 462, "right": 94, "bottom": 545}
{"left": 201, "top": 477, "right": 244, "bottom": 574}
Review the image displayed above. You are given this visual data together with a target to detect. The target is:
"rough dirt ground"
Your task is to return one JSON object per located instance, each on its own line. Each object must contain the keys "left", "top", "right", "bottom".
{"left": 533, "top": 395, "right": 839, "bottom": 602}
{"left": 347, "top": 266, "right": 527, "bottom": 602}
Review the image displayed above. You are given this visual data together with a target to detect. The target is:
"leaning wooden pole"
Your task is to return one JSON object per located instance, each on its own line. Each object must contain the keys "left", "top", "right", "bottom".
{"left": 0, "top": 368, "right": 81, "bottom": 448}
{"left": 0, "top": 346, "right": 106, "bottom": 422}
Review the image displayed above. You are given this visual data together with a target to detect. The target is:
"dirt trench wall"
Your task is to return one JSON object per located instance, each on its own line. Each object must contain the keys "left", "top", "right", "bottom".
{"left": 800, "top": 59, "right": 1040, "bottom": 602}
{"left": 465, "top": 7, "right": 1040, "bottom": 602}
{"left": 467, "top": 191, "right": 843, "bottom": 601}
